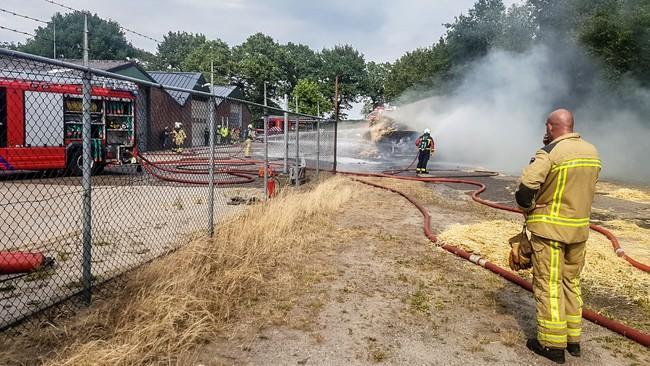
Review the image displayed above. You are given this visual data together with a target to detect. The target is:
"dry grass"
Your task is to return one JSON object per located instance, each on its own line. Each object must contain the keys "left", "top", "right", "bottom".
{"left": 602, "top": 220, "right": 650, "bottom": 261}
{"left": 0, "top": 176, "right": 357, "bottom": 366}
{"left": 439, "top": 220, "right": 650, "bottom": 314}
{"left": 597, "top": 182, "right": 650, "bottom": 204}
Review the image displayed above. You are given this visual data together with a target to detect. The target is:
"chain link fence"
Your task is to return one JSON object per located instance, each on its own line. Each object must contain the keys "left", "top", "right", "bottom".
{"left": 0, "top": 48, "right": 335, "bottom": 330}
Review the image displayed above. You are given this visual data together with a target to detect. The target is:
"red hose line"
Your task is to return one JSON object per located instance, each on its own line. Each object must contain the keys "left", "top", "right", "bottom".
{"left": 349, "top": 176, "right": 650, "bottom": 348}
{"left": 340, "top": 170, "right": 649, "bottom": 273}
{"left": 138, "top": 155, "right": 257, "bottom": 185}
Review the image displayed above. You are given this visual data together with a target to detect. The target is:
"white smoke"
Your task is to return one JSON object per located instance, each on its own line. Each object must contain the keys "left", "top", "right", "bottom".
{"left": 390, "top": 44, "right": 650, "bottom": 182}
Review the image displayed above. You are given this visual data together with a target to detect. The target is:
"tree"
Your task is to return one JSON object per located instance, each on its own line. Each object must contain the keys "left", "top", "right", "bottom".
{"left": 180, "top": 39, "right": 232, "bottom": 84}
{"left": 319, "top": 45, "right": 367, "bottom": 116}
{"left": 19, "top": 11, "right": 147, "bottom": 60}
{"left": 231, "top": 33, "right": 285, "bottom": 105}
{"left": 444, "top": 0, "right": 506, "bottom": 65}
{"left": 290, "top": 79, "right": 332, "bottom": 116}
{"left": 280, "top": 42, "right": 321, "bottom": 95}
{"left": 497, "top": 3, "right": 537, "bottom": 52}
{"left": 578, "top": 0, "right": 650, "bottom": 85}
{"left": 384, "top": 41, "right": 451, "bottom": 101}
{"left": 0, "top": 42, "right": 19, "bottom": 50}
{"left": 363, "top": 61, "right": 392, "bottom": 109}
{"left": 152, "top": 31, "right": 206, "bottom": 70}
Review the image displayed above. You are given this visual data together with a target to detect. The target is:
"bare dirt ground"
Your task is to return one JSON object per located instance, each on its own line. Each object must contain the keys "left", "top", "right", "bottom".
{"left": 194, "top": 178, "right": 650, "bottom": 366}
{"left": 0, "top": 174, "right": 647, "bottom": 365}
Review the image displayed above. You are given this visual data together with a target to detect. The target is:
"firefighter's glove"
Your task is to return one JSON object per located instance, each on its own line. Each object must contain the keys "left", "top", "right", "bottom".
{"left": 508, "top": 229, "right": 533, "bottom": 271}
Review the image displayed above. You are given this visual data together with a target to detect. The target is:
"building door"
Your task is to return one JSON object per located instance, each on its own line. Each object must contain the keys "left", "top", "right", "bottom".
{"left": 0, "top": 88, "right": 6, "bottom": 147}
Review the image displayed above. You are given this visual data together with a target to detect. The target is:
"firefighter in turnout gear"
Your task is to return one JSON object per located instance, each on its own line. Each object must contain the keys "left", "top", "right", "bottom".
{"left": 515, "top": 109, "right": 600, "bottom": 364}
{"left": 415, "top": 128, "right": 435, "bottom": 175}
{"left": 170, "top": 122, "right": 187, "bottom": 153}
{"left": 244, "top": 124, "right": 255, "bottom": 158}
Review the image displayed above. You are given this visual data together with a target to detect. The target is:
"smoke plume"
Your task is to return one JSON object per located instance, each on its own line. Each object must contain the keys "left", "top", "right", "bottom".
{"left": 390, "top": 44, "right": 650, "bottom": 182}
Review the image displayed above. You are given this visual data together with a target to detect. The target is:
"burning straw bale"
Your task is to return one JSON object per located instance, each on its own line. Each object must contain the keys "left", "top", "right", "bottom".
{"left": 439, "top": 220, "right": 650, "bottom": 316}
{"left": 1, "top": 177, "right": 357, "bottom": 366}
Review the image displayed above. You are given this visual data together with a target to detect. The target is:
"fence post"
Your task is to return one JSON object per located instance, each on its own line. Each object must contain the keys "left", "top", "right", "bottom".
{"left": 283, "top": 94, "right": 289, "bottom": 174}
{"left": 263, "top": 83, "right": 269, "bottom": 200}
{"left": 295, "top": 115, "right": 300, "bottom": 188}
{"left": 207, "top": 94, "right": 215, "bottom": 237}
{"left": 316, "top": 118, "right": 320, "bottom": 181}
{"left": 81, "top": 13, "right": 93, "bottom": 305}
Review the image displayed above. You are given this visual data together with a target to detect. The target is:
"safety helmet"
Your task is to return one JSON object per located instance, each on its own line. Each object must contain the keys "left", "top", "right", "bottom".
{"left": 423, "top": 128, "right": 431, "bottom": 135}
{"left": 248, "top": 124, "right": 253, "bottom": 129}
{"left": 174, "top": 122, "right": 182, "bottom": 129}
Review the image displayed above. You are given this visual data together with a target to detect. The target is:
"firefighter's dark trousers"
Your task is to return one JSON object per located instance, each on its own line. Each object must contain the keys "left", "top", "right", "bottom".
{"left": 531, "top": 235, "right": 586, "bottom": 348}
{"left": 416, "top": 150, "right": 430, "bottom": 173}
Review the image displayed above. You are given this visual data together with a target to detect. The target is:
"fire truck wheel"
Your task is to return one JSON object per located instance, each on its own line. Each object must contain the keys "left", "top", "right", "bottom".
{"left": 66, "top": 149, "right": 100, "bottom": 176}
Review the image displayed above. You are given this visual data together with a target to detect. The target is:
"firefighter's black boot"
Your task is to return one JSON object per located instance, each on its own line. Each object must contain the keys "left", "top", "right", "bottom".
{"left": 526, "top": 339, "right": 565, "bottom": 364}
{"left": 566, "top": 342, "right": 580, "bottom": 357}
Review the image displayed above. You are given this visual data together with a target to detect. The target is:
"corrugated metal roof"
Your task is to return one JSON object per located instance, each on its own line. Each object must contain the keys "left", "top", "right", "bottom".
{"left": 209, "top": 85, "right": 238, "bottom": 106}
{"left": 210, "top": 85, "right": 236, "bottom": 97}
{"left": 149, "top": 71, "right": 208, "bottom": 106}
{"left": 65, "top": 59, "right": 132, "bottom": 71}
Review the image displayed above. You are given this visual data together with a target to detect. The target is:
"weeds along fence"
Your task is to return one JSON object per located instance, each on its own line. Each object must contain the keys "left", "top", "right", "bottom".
{"left": 0, "top": 48, "right": 334, "bottom": 330}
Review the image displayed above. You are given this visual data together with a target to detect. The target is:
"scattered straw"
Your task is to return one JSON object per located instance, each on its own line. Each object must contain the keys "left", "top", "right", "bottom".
{"left": 1, "top": 176, "right": 357, "bottom": 366}
{"left": 439, "top": 220, "right": 650, "bottom": 314}
{"left": 597, "top": 182, "right": 650, "bottom": 204}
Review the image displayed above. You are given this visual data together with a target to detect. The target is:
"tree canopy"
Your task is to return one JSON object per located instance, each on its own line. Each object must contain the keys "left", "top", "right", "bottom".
{"left": 18, "top": 11, "right": 150, "bottom": 60}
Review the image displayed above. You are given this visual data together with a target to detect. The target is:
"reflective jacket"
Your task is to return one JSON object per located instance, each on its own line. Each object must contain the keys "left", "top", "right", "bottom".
{"left": 515, "top": 133, "right": 601, "bottom": 243}
{"left": 415, "top": 134, "right": 434, "bottom": 152}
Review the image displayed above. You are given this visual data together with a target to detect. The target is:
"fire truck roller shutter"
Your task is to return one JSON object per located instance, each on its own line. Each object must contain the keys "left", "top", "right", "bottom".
{"left": 25, "top": 91, "right": 64, "bottom": 147}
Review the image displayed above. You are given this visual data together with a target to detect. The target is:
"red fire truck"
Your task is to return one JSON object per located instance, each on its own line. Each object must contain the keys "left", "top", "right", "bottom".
{"left": 0, "top": 79, "right": 137, "bottom": 175}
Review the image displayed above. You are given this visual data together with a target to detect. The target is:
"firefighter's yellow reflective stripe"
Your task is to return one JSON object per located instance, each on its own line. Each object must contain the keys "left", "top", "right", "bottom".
{"left": 553, "top": 163, "right": 602, "bottom": 172}
{"left": 553, "top": 168, "right": 568, "bottom": 217}
{"left": 527, "top": 215, "right": 590, "bottom": 227}
{"left": 551, "top": 158, "right": 602, "bottom": 172}
{"left": 567, "top": 314, "right": 582, "bottom": 323}
{"left": 538, "top": 332, "right": 567, "bottom": 344}
{"left": 549, "top": 168, "right": 559, "bottom": 217}
{"left": 549, "top": 241, "right": 561, "bottom": 322}
{"left": 567, "top": 328, "right": 581, "bottom": 337}
{"left": 538, "top": 319, "right": 567, "bottom": 330}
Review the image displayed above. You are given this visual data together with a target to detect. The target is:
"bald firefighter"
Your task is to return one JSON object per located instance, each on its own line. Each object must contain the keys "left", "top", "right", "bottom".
{"left": 515, "top": 109, "right": 600, "bottom": 364}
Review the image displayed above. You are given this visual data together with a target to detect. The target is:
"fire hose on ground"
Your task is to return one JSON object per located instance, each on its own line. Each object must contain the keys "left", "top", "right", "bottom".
{"left": 338, "top": 170, "right": 649, "bottom": 347}
{"left": 135, "top": 149, "right": 649, "bottom": 346}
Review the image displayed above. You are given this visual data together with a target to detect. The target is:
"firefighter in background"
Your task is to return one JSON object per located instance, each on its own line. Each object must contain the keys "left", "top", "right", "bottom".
{"left": 170, "top": 122, "right": 187, "bottom": 153}
{"left": 514, "top": 109, "right": 600, "bottom": 364}
{"left": 244, "top": 124, "right": 255, "bottom": 158}
{"left": 220, "top": 125, "right": 230, "bottom": 145}
{"left": 415, "top": 128, "right": 435, "bottom": 175}
{"left": 161, "top": 126, "right": 172, "bottom": 150}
